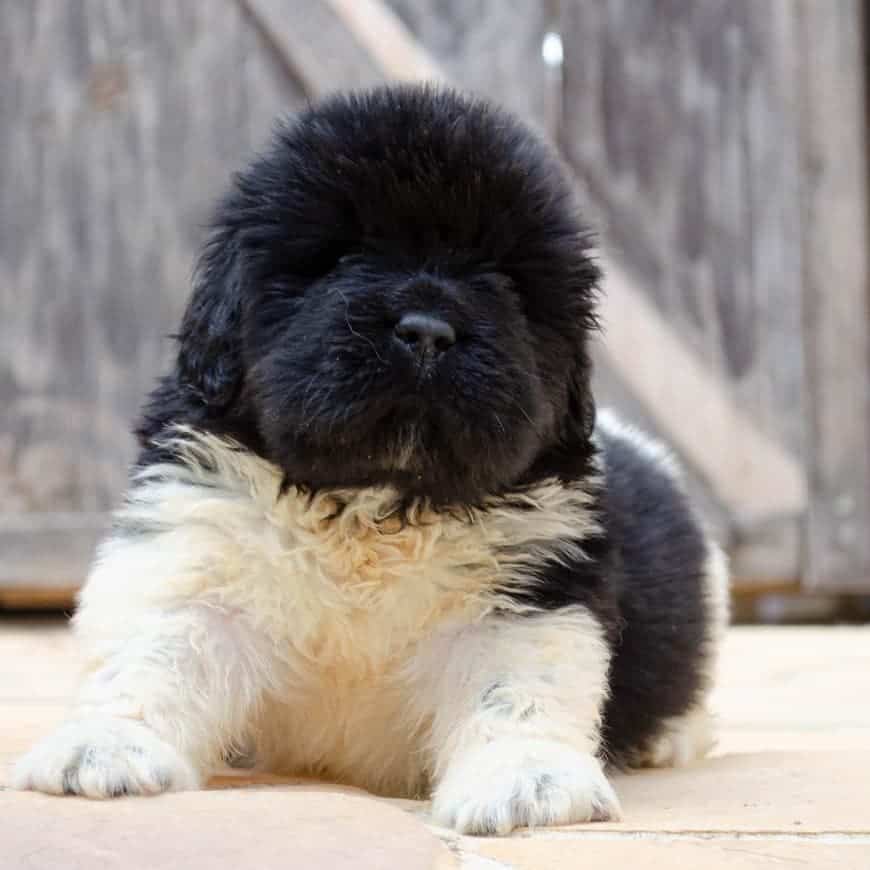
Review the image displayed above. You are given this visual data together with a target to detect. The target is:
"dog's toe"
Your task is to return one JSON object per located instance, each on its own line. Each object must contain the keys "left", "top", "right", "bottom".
{"left": 432, "top": 737, "right": 621, "bottom": 835}
{"left": 13, "top": 716, "right": 200, "bottom": 798}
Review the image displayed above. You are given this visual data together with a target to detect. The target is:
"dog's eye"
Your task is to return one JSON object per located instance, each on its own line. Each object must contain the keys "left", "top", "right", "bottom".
{"left": 260, "top": 245, "right": 363, "bottom": 294}
{"left": 298, "top": 246, "right": 346, "bottom": 278}
{"left": 276, "top": 241, "right": 357, "bottom": 281}
{"left": 472, "top": 271, "right": 515, "bottom": 294}
{"left": 262, "top": 278, "right": 304, "bottom": 300}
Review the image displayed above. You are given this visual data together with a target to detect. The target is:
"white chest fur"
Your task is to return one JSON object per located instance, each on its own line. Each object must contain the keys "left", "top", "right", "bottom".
{"left": 75, "top": 430, "right": 600, "bottom": 793}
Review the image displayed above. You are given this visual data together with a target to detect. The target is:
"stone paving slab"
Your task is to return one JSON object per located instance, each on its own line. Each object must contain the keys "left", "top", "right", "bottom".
{"left": 467, "top": 835, "right": 870, "bottom": 870}
{"left": 2, "top": 789, "right": 456, "bottom": 870}
{"left": 0, "top": 704, "right": 68, "bottom": 785}
{"left": 710, "top": 626, "right": 870, "bottom": 733}
{"left": 2, "top": 621, "right": 869, "bottom": 868}
{"left": 598, "top": 751, "right": 870, "bottom": 834}
{"left": 0, "top": 620, "right": 79, "bottom": 703}
{"left": 716, "top": 728, "right": 870, "bottom": 755}
{"left": 401, "top": 751, "right": 870, "bottom": 837}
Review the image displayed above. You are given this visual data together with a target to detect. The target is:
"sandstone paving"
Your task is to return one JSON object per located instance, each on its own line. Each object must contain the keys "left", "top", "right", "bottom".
{"left": 2, "top": 621, "right": 868, "bottom": 868}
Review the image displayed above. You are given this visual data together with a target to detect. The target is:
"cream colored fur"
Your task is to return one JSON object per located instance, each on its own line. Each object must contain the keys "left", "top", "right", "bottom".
{"left": 14, "top": 429, "right": 616, "bottom": 831}
{"left": 422, "top": 610, "right": 620, "bottom": 832}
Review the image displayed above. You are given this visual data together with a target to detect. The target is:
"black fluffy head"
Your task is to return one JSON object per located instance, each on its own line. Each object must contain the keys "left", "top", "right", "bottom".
{"left": 140, "top": 85, "right": 600, "bottom": 505}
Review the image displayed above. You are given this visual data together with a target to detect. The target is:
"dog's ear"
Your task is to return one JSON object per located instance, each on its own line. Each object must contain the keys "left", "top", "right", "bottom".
{"left": 176, "top": 229, "right": 245, "bottom": 410}
{"left": 564, "top": 351, "right": 596, "bottom": 445}
{"left": 562, "top": 250, "right": 600, "bottom": 446}
{"left": 553, "top": 243, "right": 600, "bottom": 448}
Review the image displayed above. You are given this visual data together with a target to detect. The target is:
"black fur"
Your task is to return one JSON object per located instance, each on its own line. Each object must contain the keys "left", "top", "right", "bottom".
{"left": 595, "top": 426, "right": 711, "bottom": 764}
{"left": 135, "top": 85, "right": 714, "bottom": 764}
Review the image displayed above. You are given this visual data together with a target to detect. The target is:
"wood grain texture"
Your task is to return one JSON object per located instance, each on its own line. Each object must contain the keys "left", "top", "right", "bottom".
{"left": 0, "top": 587, "right": 78, "bottom": 609}
{"left": 0, "top": 523, "right": 105, "bottom": 587}
{"left": 325, "top": 0, "right": 445, "bottom": 84}
{"left": 560, "top": 0, "right": 809, "bottom": 464}
{"left": 798, "top": 0, "right": 870, "bottom": 591}
{"left": 0, "top": 1, "right": 305, "bottom": 583}
{"left": 240, "top": 0, "right": 386, "bottom": 96}
{"left": 4, "top": 1, "right": 868, "bottom": 592}
{"left": 597, "top": 261, "right": 808, "bottom": 524}
{"left": 385, "top": 0, "right": 557, "bottom": 129}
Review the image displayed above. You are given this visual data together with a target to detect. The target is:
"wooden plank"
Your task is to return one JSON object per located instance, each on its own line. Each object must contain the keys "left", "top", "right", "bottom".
{"left": 595, "top": 340, "right": 807, "bottom": 587}
{"left": 590, "top": 353, "right": 734, "bottom": 550}
{"left": 324, "top": 0, "right": 444, "bottom": 84}
{"left": 385, "top": 0, "right": 557, "bottom": 128}
{"left": 597, "top": 261, "right": 808, "bottom": 525}
{"left": 262, "top": 0, "right": 557, "bottom": 128}
{"left": 0, "top": 0, "right": 306, "bottom": 588}
{"left": 798, "top": 0, "right": 870, "bottom": 591}
{"left": 0, "top": 522, "right": 106, "bottom": 587}
{"left": 0, "top": 587, "right": 79, "bottom": 610}
{"left": 239, "top": 0, "right": 386, "bottom": 96}
{"left": 559, "top": 0, "right": 809, "bottom": 477}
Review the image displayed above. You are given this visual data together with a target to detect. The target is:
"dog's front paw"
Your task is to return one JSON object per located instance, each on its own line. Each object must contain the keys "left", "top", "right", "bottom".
{"left": 13, "top": 716, "right": 200, "bottom": 798}
{"left": 432, "top": 738, "right": 621, "bottom": 835}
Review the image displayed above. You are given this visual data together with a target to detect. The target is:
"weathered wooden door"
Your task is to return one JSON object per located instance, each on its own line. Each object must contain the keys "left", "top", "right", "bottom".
{"left": 556, "top": 0, "right": 870, "bottom": 592}
{"left": 2, "top": 0, "right": 868, "bottom": 602}
{"left": 0, "top": 1, "right": 307, "bottom": 603}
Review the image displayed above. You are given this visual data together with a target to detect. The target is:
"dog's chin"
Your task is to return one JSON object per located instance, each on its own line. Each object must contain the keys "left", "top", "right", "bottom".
{"left": 285, "top": 458, "right": 523, "bottom": 508}
{"left": 270, "top": 408, "right": 543, "bottom": 507}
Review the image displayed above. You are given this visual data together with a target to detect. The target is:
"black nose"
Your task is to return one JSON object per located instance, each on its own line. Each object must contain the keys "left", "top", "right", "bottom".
{"left": 394, "top": 313, "right": 456, "bottom": 357}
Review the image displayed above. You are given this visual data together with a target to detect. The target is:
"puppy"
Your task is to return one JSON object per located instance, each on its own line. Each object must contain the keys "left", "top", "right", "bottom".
{"left": 14, "top": 85, "right": 728, "bottom": 835}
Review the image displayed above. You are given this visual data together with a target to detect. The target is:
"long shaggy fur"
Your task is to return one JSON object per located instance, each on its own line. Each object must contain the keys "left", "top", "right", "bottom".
{"left": 14, "top": 85, "right": 728, "bottom": 834}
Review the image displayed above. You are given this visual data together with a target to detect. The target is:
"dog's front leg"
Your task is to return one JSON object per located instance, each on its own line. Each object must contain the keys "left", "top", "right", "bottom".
{"left": 420, "top": 607, "right": 621, "bottom": 834}
{"left": 14, "top": 602, "right": 273, "bottom": 798}
{"left": 14, "top": 532, "right": 276, "bottom": 798}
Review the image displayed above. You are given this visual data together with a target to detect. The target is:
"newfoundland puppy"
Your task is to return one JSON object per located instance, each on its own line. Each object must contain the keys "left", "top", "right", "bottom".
{"left": 15, "top": 85, "right": 728, "bottom": 834}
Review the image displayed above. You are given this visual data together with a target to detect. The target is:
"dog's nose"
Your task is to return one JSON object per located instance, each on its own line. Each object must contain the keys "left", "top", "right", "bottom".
{"left": 394, "top": 313, "right": 456, "bottom": 357}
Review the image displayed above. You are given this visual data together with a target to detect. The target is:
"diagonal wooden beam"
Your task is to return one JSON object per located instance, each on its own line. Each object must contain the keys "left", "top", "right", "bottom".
{"left": 323, "top": 0, "right": 444, "bottom": 83}
{"left": 599, "top": 261, "right": 807, "bottom": 524}
{"left": 239, "top": 0, "right": 386, "bottom": 97}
